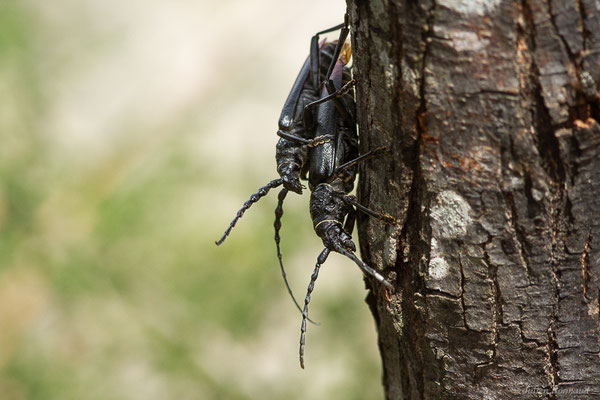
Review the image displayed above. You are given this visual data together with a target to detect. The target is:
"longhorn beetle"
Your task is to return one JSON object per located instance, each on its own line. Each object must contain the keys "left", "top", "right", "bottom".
{"left": 216, "top": 15, "right": 396, "bottom": 368}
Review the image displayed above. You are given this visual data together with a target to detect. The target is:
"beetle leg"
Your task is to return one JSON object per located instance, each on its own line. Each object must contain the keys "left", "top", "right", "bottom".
{"left": 343, "top": 205, "right": 356, "bottom": 236}
{"left": 303, "top": 79, "right": 356, "bottom": 130}
{"left": 333, "top": 146, "right": 388, "bottom": 177}
{"left": 325, "top": 77, "right": 355, "bottom": 126}
{"left": 309, "top": 15, "right": 348, "bottom": 89}
{"left": 324, "top": 13, "right": 350, "bottom": 84}
{"left": 277, "top": 130, "right": 334, "bottom": 146}
{"left": 342, "top": 195, "right": 397, "bottom": 225}
{"left": 306, "top": 49, "right": 355, "bottom": 133}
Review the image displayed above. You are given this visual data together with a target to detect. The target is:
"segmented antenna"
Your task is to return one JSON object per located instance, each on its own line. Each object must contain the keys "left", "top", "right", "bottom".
{"left": 216, "top": 178, "right": 283, "bottom": 245}
{"left": 299, "top": 248, "right": 330, "bottom": 369}
{"left": 274, "top": 188, "right": 319, "bottom": 325}
{"left": 336, "top": 245, "right": 393, "bottom": 291}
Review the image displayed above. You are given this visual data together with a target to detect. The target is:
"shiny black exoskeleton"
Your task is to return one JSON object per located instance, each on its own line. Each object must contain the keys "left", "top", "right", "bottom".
{"left": 215, "top": 16, "right": 396, "bottom": 368}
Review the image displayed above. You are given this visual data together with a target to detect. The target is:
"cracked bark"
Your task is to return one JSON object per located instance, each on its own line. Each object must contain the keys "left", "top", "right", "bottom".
{"left": 346, "top": 0, "right": 600, "bottom": 398}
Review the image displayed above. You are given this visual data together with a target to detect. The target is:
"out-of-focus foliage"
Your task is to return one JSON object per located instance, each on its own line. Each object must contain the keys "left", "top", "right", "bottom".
{"left": 0, "top": 1, "right": 383, "bottom": 399}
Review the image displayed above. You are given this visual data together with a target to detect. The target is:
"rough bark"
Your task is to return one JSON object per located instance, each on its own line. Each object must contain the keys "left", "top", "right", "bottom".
{"left": 347, "top": 0, "right": 600, "bottom": 398}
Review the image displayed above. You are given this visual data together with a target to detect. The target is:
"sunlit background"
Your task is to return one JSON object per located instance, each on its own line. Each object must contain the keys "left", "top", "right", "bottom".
{"left": 0, "top": 0, "right": 384, "bottom": 398}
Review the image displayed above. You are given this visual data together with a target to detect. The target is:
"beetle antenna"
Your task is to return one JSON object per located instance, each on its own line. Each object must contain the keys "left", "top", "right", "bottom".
{"left": 299, "top": 248, "right": 330, "bottom": 369}
{"left": 216, "top": 178, "right": 284, "bottom": 245}
{"left": 274, "top": 188, "right": 320, "bottom": 325}
{"left": 336, "top": 246, "right": 394, "bottom": 291}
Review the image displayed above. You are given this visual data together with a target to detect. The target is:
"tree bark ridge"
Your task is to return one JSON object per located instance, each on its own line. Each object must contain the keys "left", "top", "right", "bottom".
{"left": 347, "top": 0, "right": 600, "bottom": 398}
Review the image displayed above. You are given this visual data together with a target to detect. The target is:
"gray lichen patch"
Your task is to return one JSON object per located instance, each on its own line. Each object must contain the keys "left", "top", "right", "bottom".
{"left": 383, "top": 224, "right": 402, "bottom": 270}
{"left": 437, "top": 0, "right": 502, "bottom": 17}
{"left": 430, "top": 190, "right": 473, "bottom": 239}
{"left": 426, "top": 238, "right": 462, "bottom": 297}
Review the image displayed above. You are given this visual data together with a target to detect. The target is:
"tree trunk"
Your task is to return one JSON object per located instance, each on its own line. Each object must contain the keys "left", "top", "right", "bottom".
{"left": 347, "top": 0, "right": 600, "bottom": 398}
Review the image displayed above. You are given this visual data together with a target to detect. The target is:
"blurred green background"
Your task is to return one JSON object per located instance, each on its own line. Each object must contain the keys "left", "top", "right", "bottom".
{"left": 0, "top": 0, "right": 383, "bottom": 399}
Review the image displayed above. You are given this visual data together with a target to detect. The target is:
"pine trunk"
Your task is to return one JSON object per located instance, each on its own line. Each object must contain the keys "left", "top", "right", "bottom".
{"left": 347, "top": 0, "right": 600, "bottom": 398}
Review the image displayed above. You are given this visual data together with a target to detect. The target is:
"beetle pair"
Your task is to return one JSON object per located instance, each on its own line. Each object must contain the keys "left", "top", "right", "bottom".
{"left": 216, "top": 15, "right": 395, "bottom": 368}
